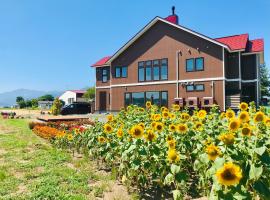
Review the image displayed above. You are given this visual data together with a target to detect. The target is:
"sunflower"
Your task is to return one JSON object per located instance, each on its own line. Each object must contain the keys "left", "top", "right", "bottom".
{"left": 169, "top": 124, "right": 177, "bottom": 132}
{"left": 241, "top": 125, "right": 252, "bottom": 136}
{"left": 178, "top": 123, "right": 188, "bottom": 134}
{"left": 169, "top": 113, "right": 176, "bottom": 120}
{"left": 131, "top": 125, "right": 144, "bottom": 138}
{"left": 107, "top": 114, "right": 114, "bottom": 122}
{"left": 264, "top": 117, "right": 270, "bottom": 126}
{"left": 172, "top": 104, "right": 180, "bottom": 111}
{"left": 166, "top": 135, "right": 173, "bottom": 142}
{"left": 150, "top": 114, "right": 155, "bottom": 121}
{"left": 181, "top": 113, "right": 190, "bottom": 121}
{"left": 151, "top": 122, "right": 156, "bottom": 129}
{"left": 220, "top": 112, "right": 226, "bottom": 119}
{"left": 144, "top": 129, "right": 157, "bottom": 142}
{"left": 162, "top": 111, "right": 169, "bottom": 119}
{"left": 139, "top": 107, "right": 145, "bottom": 112}
{"left": 229, "top": 119, "right": 240, "bottom": 132}
{"left": 117, "top": 128, "right": 124, "bottom": 138}
{"left": 239, "top": 102, "right": 248, "bottom": 111}
{"left": 146, "top": 101, "right": 152, "bottom": 108}
{"left": 218, "top": 132, "right": 235, "bottom": 145}
{"left": 138, "top": 122, "right": 145, "bottom": 129}
{"left": 167, "top": 149, "right": 180, "bottom": 163}
{"left": 67, "top": 134, "right": 73, "bottom": 141}
{"left": 206, "top": 144, "right": 221, "bottom": 161}
{"left": 194, "top": 122, "right": 204, "bottom": 131}
{"left": 167, "top": 139, "right": 176, "bottom": 149}
{"left": 56, "top": 131, "right": 66, "bottom": 138}
{"left": 254, "top": 111, "right": 265, "bottom": 123}
{"left": 103, "top": 124, "right": 113, "bottom": 134}
{"left": 216, "top": 162, "right": 242, "bottom": 186}
{"left": 98, "top": 136, "right": 106, "bottom": 143}
{"left": 238, "top": 111, "right": 250, "bottom": 122}
{"left": 155, "top": 122, "right": 164, "bottom": 132}
{"left": 154, "top": 114, "right": 161, "bottom": 121}
{"left": 197, "top": 110, "right": 207, "bottom": 119}
{"left": 226, "top": 109, "right": 235, "bottom": 119}
{"left": 161, "top": 106, "right": 168, "bottom": 112}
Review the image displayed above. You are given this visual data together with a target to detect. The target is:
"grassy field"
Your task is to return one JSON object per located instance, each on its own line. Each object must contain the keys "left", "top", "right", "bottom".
{"left": 0, "top": 119, "right": 132, "bottom": 200}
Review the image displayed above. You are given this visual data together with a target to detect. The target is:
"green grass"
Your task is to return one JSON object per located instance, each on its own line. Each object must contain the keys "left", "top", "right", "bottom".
{"left": 0, "top": 119, "right": 115, "bottom": 200}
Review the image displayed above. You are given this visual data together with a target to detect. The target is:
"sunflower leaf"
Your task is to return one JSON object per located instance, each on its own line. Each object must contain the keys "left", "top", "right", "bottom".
{"left": 254, "top": 146, "right": 266, "bottom": 156}
{"left": 164, "top": 173, "right": 174, "bottom": 185}
{"left": 249, "top": 164, "right": 263, "bottom": 180}
{"left": 171, "top": 164, "right": 180, "bottom": 175}
{"left": 172, "top": 189, "right": 182, "bottom": 200}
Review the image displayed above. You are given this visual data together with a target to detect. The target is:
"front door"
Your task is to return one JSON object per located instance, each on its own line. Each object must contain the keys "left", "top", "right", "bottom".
{"left": 99, "top": 92, "right": 107, "bottom": 111}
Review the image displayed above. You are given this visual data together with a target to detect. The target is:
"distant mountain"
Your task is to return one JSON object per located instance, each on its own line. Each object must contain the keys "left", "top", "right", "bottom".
{"left": 0, "top": 89, "right": 63, "bottom": 107}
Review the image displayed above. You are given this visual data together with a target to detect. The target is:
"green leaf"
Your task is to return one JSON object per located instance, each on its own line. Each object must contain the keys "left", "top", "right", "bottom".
{"left": 171, "top": 164, "right": 180, "bottom": 175}
{"left": 255, "top": 146, "right": 266, "bottom": 156}
{"left": 164, "top": 173, "right": 174, "bottom": 185}
{"left": 249, "top": 164, "right": 263, "bottom": 180}
{"left": 253, "top": 180, "right": 270, "bottom": 199}
{"left": 172, "top": 189, "right": 182, "bottom": 200}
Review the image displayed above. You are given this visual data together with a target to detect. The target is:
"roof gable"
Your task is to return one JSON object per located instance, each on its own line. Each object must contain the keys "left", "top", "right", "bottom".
{"left": 106, "top": 17, "right": 229, "bottom": 64}
{"left": 92, "top": 56, "right": 111, "bottom": 67}
{"left": 248, "top": 39, "right": 264, "bottom": 52}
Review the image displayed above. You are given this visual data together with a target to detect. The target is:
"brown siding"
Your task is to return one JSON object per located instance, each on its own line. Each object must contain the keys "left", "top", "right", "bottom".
{"left": 111, "top": 21, "right": 224, "bottom": 85}
{"left": 225, "top": 52, "right": 240, "bottom": 79}
{"left": 96, "top": 67, "right": 110, "bottom": 87}
{"left": 96, "top": 88, "right": 110, "bottom": 111}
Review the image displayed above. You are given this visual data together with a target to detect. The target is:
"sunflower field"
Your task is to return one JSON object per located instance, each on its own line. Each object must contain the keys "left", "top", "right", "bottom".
{"left": 33, "top": 102, "right": 270, "bottom": 200}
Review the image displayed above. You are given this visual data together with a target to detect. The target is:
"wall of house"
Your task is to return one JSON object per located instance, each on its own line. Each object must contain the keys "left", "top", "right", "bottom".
{"left": 241, "top": 55, "right": 257, "bottom": 80}
{"left": 59, "top": 91, "right": 76, "bottom": 105}
{"left": 225, "top": 52, "right": 240, "bottom": 79}
{"left": 96, "top": 20, "right": 226, "bottom": 111}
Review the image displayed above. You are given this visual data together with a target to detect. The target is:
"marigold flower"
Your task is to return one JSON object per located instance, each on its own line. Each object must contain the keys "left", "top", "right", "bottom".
{"left": 216, "top": 162, "right": 242, "bottom": 186}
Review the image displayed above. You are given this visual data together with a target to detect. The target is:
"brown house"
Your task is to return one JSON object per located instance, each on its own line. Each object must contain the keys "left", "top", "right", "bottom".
{"left": 91, "top": 8, "right": 264, "bottom": 112}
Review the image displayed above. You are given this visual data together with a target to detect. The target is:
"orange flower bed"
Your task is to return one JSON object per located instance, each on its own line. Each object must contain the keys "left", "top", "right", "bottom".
{"left": 33, "top": 125, "right": 65, "bottom": 139}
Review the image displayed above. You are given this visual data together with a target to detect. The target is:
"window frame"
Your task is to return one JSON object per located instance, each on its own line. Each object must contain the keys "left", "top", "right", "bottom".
{"left": 195, "top": 57, "right": 204, "bottom": 71}
{"left": 115, "top": 66, "right": 128, "bottom": 78}
{"left": 186, "top": 58, "right": 195, "bottom": 72}
{"left": 186, "top": 84, "right": 205, "bottom": 92}
{"left": 102, "top": 68, "right": 108, "bottom": 83}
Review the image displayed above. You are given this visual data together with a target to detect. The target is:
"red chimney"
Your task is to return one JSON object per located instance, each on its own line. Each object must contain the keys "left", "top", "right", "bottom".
{"left": 165, "top": 6, "right": 179, "bottom": 25}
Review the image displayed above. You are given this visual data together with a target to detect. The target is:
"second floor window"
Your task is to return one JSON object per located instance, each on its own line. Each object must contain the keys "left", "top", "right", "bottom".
{"left": 115, "top": 66, "right": 127, "bottom": 78}
{"left": 186, "top": 84, "right": 205, "bottom": 92}
{"left": 138, "top": 58, "right": 168, "bottom": 82}
{"left": 102, "top": 68, "right": 108, "bottom": 82}
{"left": 186, "top": 57, "right": 204, "bottom": 72}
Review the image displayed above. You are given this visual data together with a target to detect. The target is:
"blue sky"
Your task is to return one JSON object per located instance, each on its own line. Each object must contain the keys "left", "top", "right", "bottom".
{"left": 0, "top": 0, "right": 269, "bottom": 93}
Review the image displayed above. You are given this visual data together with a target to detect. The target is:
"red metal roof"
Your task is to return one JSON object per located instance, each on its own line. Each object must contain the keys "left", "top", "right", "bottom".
{"left": 248, "top": 39, "right": 264, "bottom": 52}
{"left": 215, "top": 34, "right": 249, "bottom": 51}
{"left": 69, "top": 90, "right": 86, "bottom": 94}
{"left": 91, "top": 56, "right": 111, "bottom": 67}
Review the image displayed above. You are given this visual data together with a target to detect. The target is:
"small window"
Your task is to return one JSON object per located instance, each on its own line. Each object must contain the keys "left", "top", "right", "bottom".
{"left": 145, "top": 66, "right": 152, "bottom": 81}
{"left": 124, "top": 93, "right": 131, "bottom": 106}
{"left": 132, "top": 92, "right": 145, "bottom": 107}
{"left": 186, "top": 59, "right": 194, "bottom": 72}
{"left": 138, "top": 66, "right": 145, "bottom": 82}
{"left": 195, "top": 58, "right": 204, "bottom": 71}
{"left": 153, "top": 66, "right": 160, "bottom": 80}
{"left": 102, "top": 68, "right": 108, "bottom": 82}
{"left": 195, "top": 84, "right": 204, "bottom": 91}
{"left": 115, "top": 67, "right": 121, "bottom": 78}
{"left": 186, "top": 85, "right": 194, "bottom": 92}
{"left": 161, "top": 91, "right": 168, "bottom": 107}
{"left": 146, "top": 92, "right": 160, "bottom": 105}
{"left": 122, "top": 66, "right": 127, "bottom": 77}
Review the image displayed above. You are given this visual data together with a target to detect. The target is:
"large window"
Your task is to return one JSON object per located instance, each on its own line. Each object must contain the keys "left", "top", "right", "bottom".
{"left": 186, "top": 84, "right": 205, "bottom": 92}
{"left": 115, "top": 66, "right": 127, "bottom": 78}
{"left": 186, "top": 57, "right": 204, "bottom": 72}
{"left": 138, "top": 58, "right": 168, "bottom": 82}
{"left": 102, "top": 68, "right": 109, "bottom": 82}
{"left": 124, "top": 91, "right": 168, "bottom": 107}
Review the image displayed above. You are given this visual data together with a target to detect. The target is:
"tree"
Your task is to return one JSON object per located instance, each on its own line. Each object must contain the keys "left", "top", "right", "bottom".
{"left": 31, "top": 98, "right": 38, "bottom": 108}
{"left": 83, "top": 86, "right": 95, "bottom": 101}
{"left": 16, "top": 96, "right": 24, "bottom": 103}
{"left": 51, "top": 98, "right": 62, "bottom": 115}
{"left": 17, "top": 101, "right": 26, "bottom": 109}
{"left": 260, "top": 64, "right": 270, "bottom": 97}
{"left": 25, "top": 100, "right": 32, "bottom": 108}
{"left": 38, "top": 94, "right": 54, "bottom": 101}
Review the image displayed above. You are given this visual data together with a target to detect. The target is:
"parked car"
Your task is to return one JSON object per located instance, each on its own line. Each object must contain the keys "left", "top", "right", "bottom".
{"left": 60, "top": 102, "right": 91, "bottom": 115}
